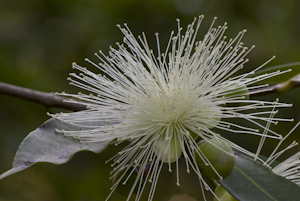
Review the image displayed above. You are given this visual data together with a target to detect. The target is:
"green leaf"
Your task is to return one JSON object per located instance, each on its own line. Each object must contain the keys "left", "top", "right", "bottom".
{"left": 252, "top": 62, "right": 300, "bottom": 84}
{"left": 0, "top": 118, "right": 115, "bottom": 180}
{"left": 220, "top": 153, "right": 300, "bottom": 201}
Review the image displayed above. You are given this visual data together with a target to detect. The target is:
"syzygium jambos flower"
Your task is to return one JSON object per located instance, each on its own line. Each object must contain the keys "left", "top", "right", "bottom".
{"left": 256, "top": 120, "right": 300, "bottom": 186}
{"left": 51, "top": 15, "right": 293, "bottom": 200}
{"left": 273, "top": 151, "right": 300, "bottom": 186}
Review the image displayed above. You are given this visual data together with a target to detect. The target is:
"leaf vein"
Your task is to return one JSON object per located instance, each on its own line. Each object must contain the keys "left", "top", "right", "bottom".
{"left": 234, "top": 166, "right": 277, "bottom": 201}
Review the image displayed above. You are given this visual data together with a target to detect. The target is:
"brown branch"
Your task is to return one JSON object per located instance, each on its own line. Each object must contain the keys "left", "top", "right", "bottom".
{"left": 250, "top": 76, "right": 300, "bottom": 97}
{"left": 1, "top": 78, "right": 300, "bottom": 111}
{"left": 0, "top": 82, "right": 86, "bottom": 111}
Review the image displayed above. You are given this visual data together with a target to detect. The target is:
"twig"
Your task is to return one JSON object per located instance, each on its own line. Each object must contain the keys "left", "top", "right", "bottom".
{"left": 0, "top": 79, "right": 300, "bottom": 111}
{"left": 250, "top": 76, "right": 300, "bottom": 97}
{"left": 0, "top": 82, "right": 86, "bottom": 111}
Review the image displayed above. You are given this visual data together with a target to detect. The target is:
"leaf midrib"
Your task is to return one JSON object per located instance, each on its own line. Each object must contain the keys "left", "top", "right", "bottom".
{"left": 234, "top": 166, "right": 277, "bottom": 201}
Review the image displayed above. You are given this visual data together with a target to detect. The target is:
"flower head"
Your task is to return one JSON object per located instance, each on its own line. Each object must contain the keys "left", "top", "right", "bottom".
{"left": 51, "top": 15, "right": 293, "bottom": 200}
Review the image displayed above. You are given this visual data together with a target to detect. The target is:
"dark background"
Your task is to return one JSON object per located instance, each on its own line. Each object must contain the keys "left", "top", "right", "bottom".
{"left": 0, "top": 0, "right": 300, "bottom": 200}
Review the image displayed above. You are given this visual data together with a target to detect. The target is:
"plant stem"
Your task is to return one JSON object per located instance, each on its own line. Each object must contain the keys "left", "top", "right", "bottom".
{"left": 0, "top": 80, "right": 299, "bottom": 111}
{"left": 0, "top": 82, "right": 86, "bottom": 111}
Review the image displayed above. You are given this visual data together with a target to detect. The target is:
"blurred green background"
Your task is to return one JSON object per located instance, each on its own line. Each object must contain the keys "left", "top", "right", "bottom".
{"left": 0, "top": 0, "right": 300, "bottom": 200}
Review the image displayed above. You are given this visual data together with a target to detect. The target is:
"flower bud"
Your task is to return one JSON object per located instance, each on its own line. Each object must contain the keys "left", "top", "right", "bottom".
{"left": 154, "top": 134, "right": 183, "bottom": 163}
{"left": 223, "top": 81, "right": 249, "bottom": 106}
{"left": 195, "top": 139, "right": 235, "bottom": 180}
{"left": 214, "top": 185, "right": 238, "bottom": 201}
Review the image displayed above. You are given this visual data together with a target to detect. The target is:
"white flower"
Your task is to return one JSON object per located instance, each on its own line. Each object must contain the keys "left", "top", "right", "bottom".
{"left": 258, "top": 120, "right": 300, "bottom": 186}
{"left": 273, "top": 151, "right": 300, "bottom": 186}
{"left": 51, "top": 15, "right": 293, "bottom": 200}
